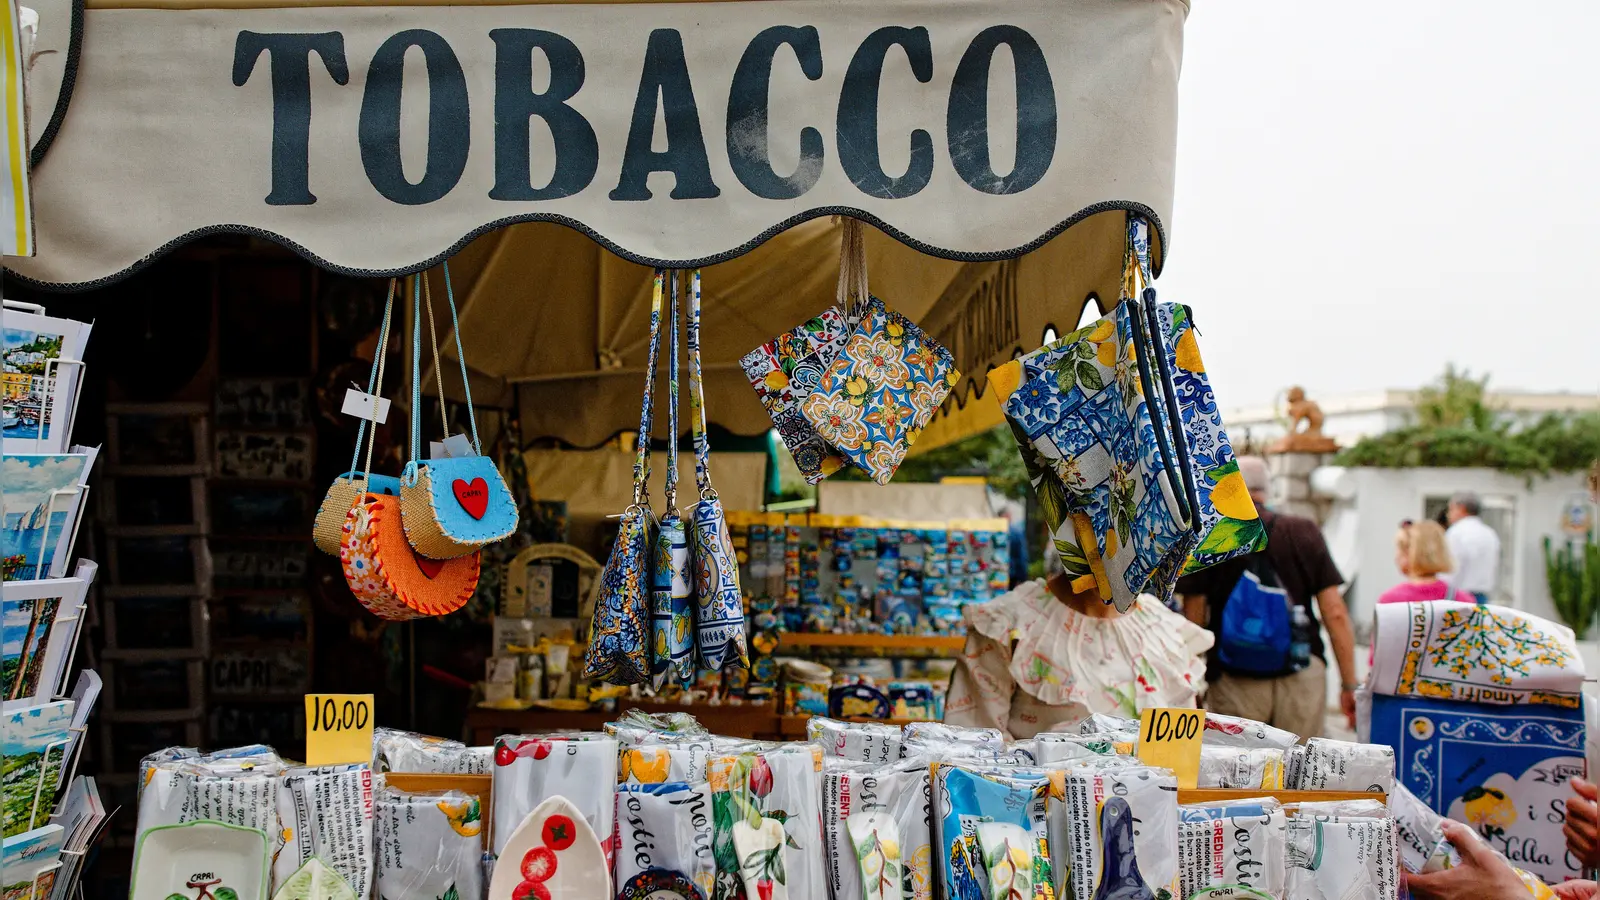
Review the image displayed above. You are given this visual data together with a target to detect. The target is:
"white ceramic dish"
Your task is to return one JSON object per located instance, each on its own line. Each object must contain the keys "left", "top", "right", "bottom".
{"left": 488, "top": 796, "right": 610, "bottom": 900}
{"left": 129, "top": 820, "right": 270, "bottom": 900}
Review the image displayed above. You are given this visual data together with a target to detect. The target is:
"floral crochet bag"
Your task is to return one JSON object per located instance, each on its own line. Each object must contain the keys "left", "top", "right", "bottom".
{"left": 986, "top": 217, "right": 1197, "bottom": 610}
{"left": 801, "top": 219, "right": 960, "bottom": 484}
{"left": 338, "top": 278, "right": 480, "bottom": 620}
{"left": 314, "top": 278, "right": 401, "bottom": 556}
{"left": 583, "top": 272, "right": 666, "bottom": 685}
{"left": 686, "top": 270, "right": 749, "bottom": 671}
{"left": 650, "top": 272, "right": 696, "bottom": 690}
{"left": 738, "top": 225, "right": 858, "bottom": 484}
{"left": 398, "top": 265, "right": 519, "bottom": 559}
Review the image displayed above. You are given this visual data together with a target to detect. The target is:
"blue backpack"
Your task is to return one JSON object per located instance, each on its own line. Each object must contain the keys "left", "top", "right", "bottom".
{"left": 1217, "top": 539, "right": 1293, "bottom": 675}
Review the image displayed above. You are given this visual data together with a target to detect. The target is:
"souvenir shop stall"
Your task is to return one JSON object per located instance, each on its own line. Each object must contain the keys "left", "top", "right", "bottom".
{"left": 0, "top": 0, "right": 1507, "bottom": 896}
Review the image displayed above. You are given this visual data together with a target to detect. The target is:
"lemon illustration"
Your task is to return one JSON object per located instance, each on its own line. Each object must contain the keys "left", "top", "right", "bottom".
{"left": 1209, "top": 470, "right": 1259, "bottom": 521}
{"left": 987, "top": 360, "right": 1023, "bottom": 402}
{"left": 437, "top": 799, "right": 482, "bottom": 838}
{"left": 1088, "top": 320, "right": 1115, "bottom": 342}
{"left": 1096, "top": 341, "right": 1118, "bottom": 367}
{"left": 1175, "top": 328, "right": 1205, "bottom": 373}
{"left": 626, "top": 748, "right": 672, "bottom": 783}
{"left": 763, "top": 370, "right": 789, "bottom": 392}
{"left": 1463, "top": 786, "right": 1516, "bottom": 834}
{"left": 1103, "top": 527, "right": 1120, "bottom": 561}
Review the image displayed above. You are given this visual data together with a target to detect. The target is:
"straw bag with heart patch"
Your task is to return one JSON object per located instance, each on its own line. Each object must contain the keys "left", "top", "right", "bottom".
{"left": 398, "top": 264, "right": 519, "bottom": 559}
{"left": 338, "top": 276, "right": 480, "bottom": 620}
{"left": 583, "top": 271, "right": 667, "bottom": 685}
{"left": 313, "top": 278, "right": 402, "bottom": 556}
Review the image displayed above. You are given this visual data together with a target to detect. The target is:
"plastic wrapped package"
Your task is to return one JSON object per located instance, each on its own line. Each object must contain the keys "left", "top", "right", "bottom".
{"left": 1197, "top": 747, "right": 1288, "bottom": 790}
{"left": 1284, "top": 744, "right": 1307, "bottom": 790}
{"left": 1285, "top": 814, "right": 1401, "bottom": 900}
{"left": 1294, "top": 738, "right": 1395, "bottom": 795}
{"left": 620, "top": 740, "right": 719, "bottom": 784}
{"left": 1200, "top": 713, "right": 1299, "bottom": 750}
{"left": 822, "top": 759, "right": 933, "bottom": 900}
{"left": 490, "top": 733, "right": 618, "bottom": 867}
{"left": 605, "top": 709, "right": 712, "bottom": 745}
{"left": 373, "top": 727, "right": 491, "bottom": 774}
{"left": 902, "top": 722, "right": 1005, "bottom": 757}
{"left": 1077, "top": 713, "right": 1139, "bottom": 735}
{"left": 1388, "top": 782, "right": 1446, "bottom": 873}
{"left": 807, "top": 717, "right": 904, "bottom": 764}
{"left": 375, "top": 786, "right": 483, "bottom": 900}
{"left": 274, "top": 763, "right": 375, "bottom": 896}
{"left": 707, "top": 743, "right": 825, "bottom": 900}
{"left": 931, "top": 764, "right": 1052, "bottom": 900}
{"left": 1059, "top": 766, "right": 1180, "bottom": 900}
{"left": 616, "top": 781, "right": 716, "bottom": 900}
{"left": 1033, "top": 732, "right": 1131, "bottom": 765}
{"left": 1177, "top": 799, "right": 1287, "bottom": 898}
{"left": 135, "top": 753, "right": 284, "bottom": 845}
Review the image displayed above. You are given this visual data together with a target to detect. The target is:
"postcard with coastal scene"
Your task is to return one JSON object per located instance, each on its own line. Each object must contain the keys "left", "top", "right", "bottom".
{"left": 1, "top": 822, "right": 64, "bottom": 900}
{"left": 1, "top": 309, "right": 90, "bottom": 455}
{"left": 2, "top": 575, "right": 89, "bottom": 711}
{"left": 2, "top": 700, "right": 75, "bottom": 838}
{"left": 1, "top": 449, "right": 97, "bottom": 581}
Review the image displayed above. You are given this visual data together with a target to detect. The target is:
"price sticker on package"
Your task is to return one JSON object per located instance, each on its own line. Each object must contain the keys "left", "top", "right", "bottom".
{"left": 1136, "top": 707, "right": 1204, "bottom": 789}
{"left": 304, "top": 693, "right": 374, "bottom": 766}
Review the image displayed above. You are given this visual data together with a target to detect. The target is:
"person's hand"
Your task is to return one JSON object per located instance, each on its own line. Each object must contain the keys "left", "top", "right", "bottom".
{"left": 1404, "top": 820, "right": 1527, "bottom": 900}
{"left": 1567, "top": 777, "right": 1600, "bottom": 868}
{"left": 1339, "top": 688, "right": 1357, "bottom": 728}
{"left": 1553, "top": 881, "right": 1600, "bottom": 900}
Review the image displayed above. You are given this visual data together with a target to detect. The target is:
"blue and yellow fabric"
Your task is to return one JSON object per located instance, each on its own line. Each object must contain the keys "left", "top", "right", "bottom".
{"left": 583, "top": 272, "right": 666, "bottom": 685}
{"left": 651, "top": 272, "right": 697, "bottom": 689}
{"left": 686, "top": 270, "right": 750, "bottom": 671}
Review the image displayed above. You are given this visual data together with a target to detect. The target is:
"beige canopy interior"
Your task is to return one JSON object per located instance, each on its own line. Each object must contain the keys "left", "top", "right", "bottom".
{"left": 440, "top": 209, "right": 1139, "bottom": 453}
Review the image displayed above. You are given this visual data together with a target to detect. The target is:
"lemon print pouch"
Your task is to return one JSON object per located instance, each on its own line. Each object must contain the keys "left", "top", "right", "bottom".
{"left": 616, "top": 782, "right": 715, "bottom": 900}
{"left": 374, "top": 786, "right": 484, "bottom": 900}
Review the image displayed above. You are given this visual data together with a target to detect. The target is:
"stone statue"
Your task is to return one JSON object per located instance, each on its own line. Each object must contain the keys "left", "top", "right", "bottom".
{"left": 1270, "top": 386, "right": 1339, "bottom": 453}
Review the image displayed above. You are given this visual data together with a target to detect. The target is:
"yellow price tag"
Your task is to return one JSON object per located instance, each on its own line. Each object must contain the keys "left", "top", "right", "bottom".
{"left": 1136, "top": 706, "right": 1204, "bottom": 789}
{"left": 304, "top": 693, "right": 374, "bottom": 767}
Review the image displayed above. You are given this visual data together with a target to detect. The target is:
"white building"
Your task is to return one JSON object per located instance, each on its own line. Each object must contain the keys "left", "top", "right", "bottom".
{"left": 1225, "top": 389, "right": 1600, "bottom": 451}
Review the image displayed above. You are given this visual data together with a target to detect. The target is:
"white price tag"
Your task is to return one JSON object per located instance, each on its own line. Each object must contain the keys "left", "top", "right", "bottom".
{"left": 442, "top": 434, "right": 474, "bottom": 458}
{"left": 341, "top": 389, "right": 390, "bottom": 424}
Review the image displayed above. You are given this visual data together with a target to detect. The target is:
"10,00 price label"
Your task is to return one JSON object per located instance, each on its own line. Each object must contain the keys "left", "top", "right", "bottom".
{"left": 1136, "top": 706, "right": 1204, "bottom": 789}
{"left": 304, "top": 693, "right": 374, "bottom": 766}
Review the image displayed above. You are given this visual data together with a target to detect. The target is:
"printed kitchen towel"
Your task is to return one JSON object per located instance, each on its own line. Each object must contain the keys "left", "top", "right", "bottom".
{"left": 1368, "top": 600, "right": 1584, "bottom": 708}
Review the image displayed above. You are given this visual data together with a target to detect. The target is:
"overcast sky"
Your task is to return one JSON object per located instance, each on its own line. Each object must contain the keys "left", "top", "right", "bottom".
{"left": 1155, "top": 0, "right": 1600, "bottom": 412}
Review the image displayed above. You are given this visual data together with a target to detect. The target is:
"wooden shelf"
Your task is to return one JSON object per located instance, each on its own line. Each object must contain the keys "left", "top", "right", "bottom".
{"left": 775, "top": 633, "right": 965, "bottom": 656}
{"left": 1177, "top": 789, "right": 1389, "bottom": 805}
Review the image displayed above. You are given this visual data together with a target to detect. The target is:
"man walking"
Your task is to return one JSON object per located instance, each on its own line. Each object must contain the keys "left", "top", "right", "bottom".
{"left": 1177, "top": 456, "right": 1360, "bottom": 739}
{"left": 1444, "top": 491, "right": 1500, "bottom": 604}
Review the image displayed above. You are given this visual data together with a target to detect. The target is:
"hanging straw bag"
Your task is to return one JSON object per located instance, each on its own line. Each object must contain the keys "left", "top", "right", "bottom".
{"left": 686, "top": 270, "right": 750, "bottom": 671}
{"left": 986, "top": 215, "right": 1197, "bottom": 610}
{"left": 398, "top": 265, "right": 519, "bottom": 559}
{"left": 314, "top": 279, "right": 402, "bottom": 556}
{"left": 801, "top": 219, "right": 961, "bottom": 485}
{"left": 338, "top": 279, "right": 480, "bottom": 620}
{"left": 650, "top": 272, "right": 696, "bottom": 690}
{"left": 583, "top": 272, "right": 667, "bottom": 685}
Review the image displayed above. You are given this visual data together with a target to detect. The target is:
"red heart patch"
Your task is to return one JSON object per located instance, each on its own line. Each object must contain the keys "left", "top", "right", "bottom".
{"left": 416, "top": 556, "right": 445, "bottom": 579}
{"left": 452, "top": 477, "right": 489, "bottom": 520}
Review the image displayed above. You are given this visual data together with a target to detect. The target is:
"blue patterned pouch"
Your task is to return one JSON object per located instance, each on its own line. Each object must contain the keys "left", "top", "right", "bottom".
{"left": 584, "top": 272, "right": 666, "bottom": 685}
{"left": 650, "top": 273, "right": 696, "bottom": 689}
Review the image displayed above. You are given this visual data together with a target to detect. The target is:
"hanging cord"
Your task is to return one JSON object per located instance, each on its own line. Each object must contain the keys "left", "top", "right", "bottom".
{"left": 663, "top": 270, "right": 681, "bottom": 514}
{"left": 421, "top": 271, "right": 450, "bottom": 440}
{"left": 402, "top": 274, "right": 425, "bottom": 486}
{"left": 347, "top": 279, "right": 397, "bottom": 477}
{"left": 349, "top": 282, "right": 396, "bottom": 529}
{"left": 439, "top": 262, "right": 483, "bottom": 455}
{"left": 688, "top": 269, "right": 715, "bottom": 500}
{"left": 835, "top": 217, "right": 869, "bottom": 321}
{"left": 631, "top": 271, "right": 667, "bottom": 509}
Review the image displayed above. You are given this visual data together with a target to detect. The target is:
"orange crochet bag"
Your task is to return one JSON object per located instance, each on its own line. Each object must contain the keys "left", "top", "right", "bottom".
{"left": 339, "top": 491, "right": 479, "bottom": 620}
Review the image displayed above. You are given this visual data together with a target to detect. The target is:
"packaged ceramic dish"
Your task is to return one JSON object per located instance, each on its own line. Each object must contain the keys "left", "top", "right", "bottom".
{"left": 1177, "top": 799, "right": 1287, "bottom": 899}
{"left": 1294, "top": 737, "right": 1395, "bottom": 795}
{"left": 490, "top": 733, "right": 618, "bottom": 865}
{"left": 1285, "top": 814, "right": 1401, "bottom": 900}
{"left": 372, "top": 727, "right": 491, "bottom": 774}
{"left": 374, "top": 786, "right": 483, "bottom": 900}
{"left": 930, "top": 764, "right": 1052, "bottom": 900}
{"left": 1197, "top": 747, "right": 1288, "bottom": 790}
{"left": 707, "top": 743, "right": 826, "bottom": 900}
{"left": 616, "top": 781, "right": 716, "bottom": 900}
{"left": 1059, "top": 766, "right": 1179, "bottom": 900}
{"left": 274, "top": 763, "right": 375, "bottom": 897}
{"left": 822, "top": 759, "right": 933, "bottom": 900}
{"left": 807, "top": 717, "right": 904, "bottom": 764}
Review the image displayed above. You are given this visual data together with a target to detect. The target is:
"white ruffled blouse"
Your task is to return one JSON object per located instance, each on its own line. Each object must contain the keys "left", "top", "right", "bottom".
{"left": 944, "top": 579, "right": 1214, "bottom": 740}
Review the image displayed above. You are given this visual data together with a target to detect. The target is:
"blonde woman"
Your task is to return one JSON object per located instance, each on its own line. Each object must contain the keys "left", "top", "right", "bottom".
{"left": 1379, "top": 519, "right": 1474, "bottom": 605}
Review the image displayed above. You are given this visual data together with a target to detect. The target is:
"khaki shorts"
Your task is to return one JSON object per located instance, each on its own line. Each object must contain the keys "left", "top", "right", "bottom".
{"left": 1205, "top": 658, "right": 1327, "bottom": 741}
